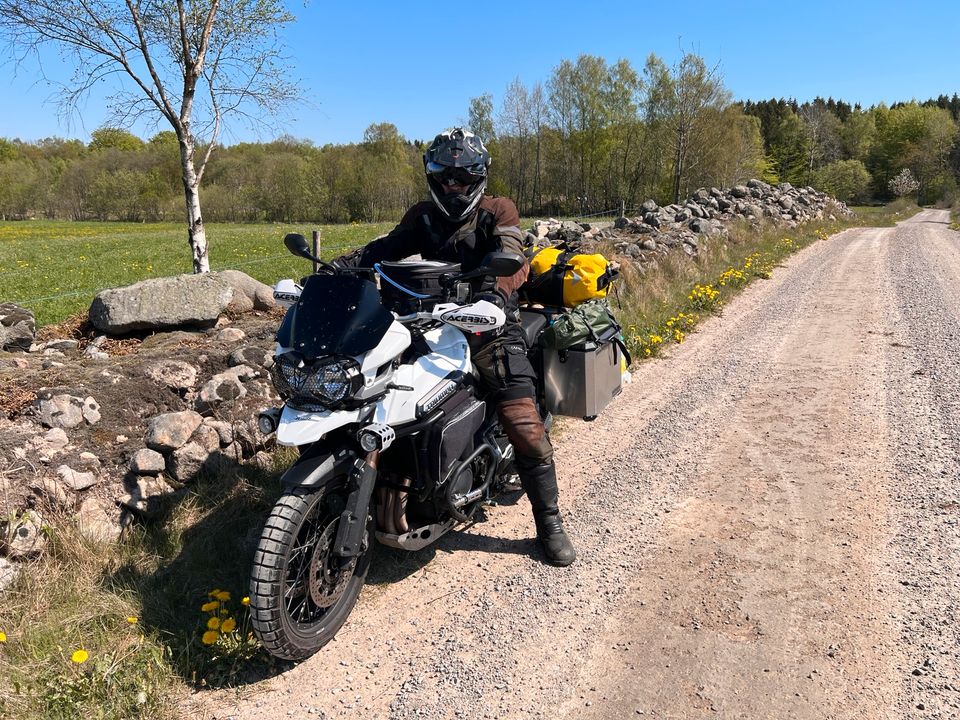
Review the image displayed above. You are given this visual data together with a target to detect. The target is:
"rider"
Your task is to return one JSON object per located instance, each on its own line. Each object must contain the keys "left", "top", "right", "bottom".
{"left": 335, "top": 127, "right": 576, "bottom": 567}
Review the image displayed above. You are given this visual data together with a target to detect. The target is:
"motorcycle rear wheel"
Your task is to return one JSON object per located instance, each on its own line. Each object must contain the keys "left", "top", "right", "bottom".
{"left": 249, "top": 481, "right": 372, "bottom": 660}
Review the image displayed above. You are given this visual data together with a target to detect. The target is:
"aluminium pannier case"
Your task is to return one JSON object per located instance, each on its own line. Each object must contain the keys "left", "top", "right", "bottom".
{"left": 542, "top": 326, "right": 624, "bottom": 420}
{"left": 521, "top": 302, "right": 628, "bottom": 420}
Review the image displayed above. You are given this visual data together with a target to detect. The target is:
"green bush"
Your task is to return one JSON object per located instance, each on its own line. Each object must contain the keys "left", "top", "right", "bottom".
{"left": 810, "top": 159, "right": 872, "bottom": 203}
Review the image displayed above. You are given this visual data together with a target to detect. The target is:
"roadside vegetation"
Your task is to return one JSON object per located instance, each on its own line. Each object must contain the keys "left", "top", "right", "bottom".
{"left": 617, "top": 198, "right": 919, "bottom": 361}
{"left": 0, "top": 449, "right": 296, "bottom": 719}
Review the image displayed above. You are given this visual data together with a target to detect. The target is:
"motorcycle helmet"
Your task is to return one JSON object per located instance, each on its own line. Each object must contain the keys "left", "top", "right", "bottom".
{"left": 423, "top": 127, "right": 491, "bottom": 221}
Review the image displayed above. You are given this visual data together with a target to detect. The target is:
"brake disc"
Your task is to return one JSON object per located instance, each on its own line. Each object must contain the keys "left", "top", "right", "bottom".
{"left": 308, "top": 519, "right": 356, "bottom": 608}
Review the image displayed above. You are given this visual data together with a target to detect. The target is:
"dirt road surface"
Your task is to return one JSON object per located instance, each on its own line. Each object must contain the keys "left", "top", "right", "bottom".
{"left": 199, "top": 210, "right": 960, "bottom": 719}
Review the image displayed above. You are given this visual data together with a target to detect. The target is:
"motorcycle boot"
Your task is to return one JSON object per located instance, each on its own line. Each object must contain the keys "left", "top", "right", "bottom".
{"left": 518, "top": 459, "right": 577, "bottom": 566}
{"left": 498, "top": 395, "right": 576, "bottom": 566}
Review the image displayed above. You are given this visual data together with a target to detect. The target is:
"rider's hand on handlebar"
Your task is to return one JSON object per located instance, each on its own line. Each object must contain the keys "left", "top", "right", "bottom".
{"left": 472, "top": 291, "right": 505, "bottom": 309}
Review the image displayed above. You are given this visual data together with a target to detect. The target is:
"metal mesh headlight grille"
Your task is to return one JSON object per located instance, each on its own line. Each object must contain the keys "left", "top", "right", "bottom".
{"left": 270, "top": 354, "right": 362, "bottom": 409}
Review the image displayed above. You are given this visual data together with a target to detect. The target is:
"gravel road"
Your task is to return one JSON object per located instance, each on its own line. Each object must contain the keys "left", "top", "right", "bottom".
{"left": 199, "top": 210, "right": 960, "bottom": 720}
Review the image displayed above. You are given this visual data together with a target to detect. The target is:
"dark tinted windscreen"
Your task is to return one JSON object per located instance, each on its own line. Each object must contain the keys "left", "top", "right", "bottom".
{"left": 277, "top": 275, "right": 394, "bottom": 358}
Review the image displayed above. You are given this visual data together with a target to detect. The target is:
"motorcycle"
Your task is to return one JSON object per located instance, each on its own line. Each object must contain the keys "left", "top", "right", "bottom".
{"left": 248, "top": 232, "right": 543, "bottom": 660}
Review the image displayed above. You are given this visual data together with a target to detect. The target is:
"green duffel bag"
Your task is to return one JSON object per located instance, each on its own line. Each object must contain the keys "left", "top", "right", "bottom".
{"left": 541, "top": 299, "right": 632, "bottom": 365}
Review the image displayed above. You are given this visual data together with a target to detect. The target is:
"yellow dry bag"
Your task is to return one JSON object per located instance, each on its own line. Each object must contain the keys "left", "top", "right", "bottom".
{"left": 522, "top": 246, "right": 617, "bottom": 308}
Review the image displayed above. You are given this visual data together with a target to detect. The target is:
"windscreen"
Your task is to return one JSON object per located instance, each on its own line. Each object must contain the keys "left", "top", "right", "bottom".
{"left": 276, "top": 274, "right": 394, "bottom": 358}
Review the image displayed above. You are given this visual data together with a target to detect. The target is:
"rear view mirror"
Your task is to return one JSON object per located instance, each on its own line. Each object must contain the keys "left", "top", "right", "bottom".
{"left": 284, "top": 233, "right": 314, "bottom": 260}
{"left": 480, "top": 251, "right": 525, "bottom": 277}
{"left": 457, "top": 251, "right": 526, "bottom": 281}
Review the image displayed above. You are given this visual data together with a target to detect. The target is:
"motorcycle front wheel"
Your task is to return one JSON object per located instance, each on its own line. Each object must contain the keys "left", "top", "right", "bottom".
{"left": 249, "top": 480, "right": 372, "bottom": 660}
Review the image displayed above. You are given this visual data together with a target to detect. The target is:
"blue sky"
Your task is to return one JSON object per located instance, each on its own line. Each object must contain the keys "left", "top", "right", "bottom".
{"left": 1, "top": 0, "right": 957, "bottom": 146}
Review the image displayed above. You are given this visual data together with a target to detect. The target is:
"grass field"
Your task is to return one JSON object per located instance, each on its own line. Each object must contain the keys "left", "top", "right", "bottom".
{"left": 0, "top": 221, "right": 394, "bottom": 327}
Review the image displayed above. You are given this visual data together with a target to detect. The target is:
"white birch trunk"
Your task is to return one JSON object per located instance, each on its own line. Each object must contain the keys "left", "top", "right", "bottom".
{"left": 179, "top": 136, "right": 209, "bottom": 273}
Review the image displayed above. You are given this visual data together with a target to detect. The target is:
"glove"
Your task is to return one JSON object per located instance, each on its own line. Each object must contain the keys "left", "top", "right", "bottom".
{"left": 473, "top": 291, "right": 505, "bottom": 309}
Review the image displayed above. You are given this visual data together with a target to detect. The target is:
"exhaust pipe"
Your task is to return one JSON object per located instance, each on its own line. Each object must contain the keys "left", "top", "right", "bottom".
{"left": 376, "top": 475, "right": 411, "bottom": 535}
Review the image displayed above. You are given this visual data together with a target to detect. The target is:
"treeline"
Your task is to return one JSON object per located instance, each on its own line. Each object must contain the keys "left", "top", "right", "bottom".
{"left": 0, "top": 124, "right": 424, "bottom": 223}
{"left": 2, "top": 52, "right": 959, "bottom": 223}
{"left": 741, "top": 94, "right": 960, "bottom": 205}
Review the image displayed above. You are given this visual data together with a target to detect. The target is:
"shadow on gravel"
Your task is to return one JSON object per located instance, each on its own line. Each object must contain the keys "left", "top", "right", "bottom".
{"left": 368, "top": 498, "right": 538, "bottom": 586}
{"left": 103, "top": 462, "right": 540, "bottom": 690}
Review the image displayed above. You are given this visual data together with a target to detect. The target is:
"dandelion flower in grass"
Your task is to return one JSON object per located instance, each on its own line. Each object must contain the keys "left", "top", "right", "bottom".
{"left": 241, "top": 596, "right": 250, "bottom": 606}
{"left": 127, "top": 616, "right": 138, "bottom": 625}
{"left": 207, "top": 617, "right": 221, "bottom": 630}
{"left": 0, "top": 631, "right": 6, "bottom": 643}
{"left": 221, "top": 618, "right": 237, "bottom": 633}
{"left": 201, "top": 631, "right": 219, "bottom": 646}
{"left": 213, "top": 590, "right": 231, "bottom": 602}
{"left": 71, "top": 649, "right": 89, "bottom": 664}
{"left": 201, "top": 601, "right": 220, "bottom": 612}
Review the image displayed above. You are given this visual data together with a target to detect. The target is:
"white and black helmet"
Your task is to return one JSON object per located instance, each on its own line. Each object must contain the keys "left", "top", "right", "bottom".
{"left": 423, "top": 127, "right": 491, "bottom": 221}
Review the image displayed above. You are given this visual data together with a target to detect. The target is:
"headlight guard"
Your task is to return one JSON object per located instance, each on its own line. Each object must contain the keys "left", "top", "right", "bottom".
{"left": 270, "top": 353, "right": 363, "bottom": 410}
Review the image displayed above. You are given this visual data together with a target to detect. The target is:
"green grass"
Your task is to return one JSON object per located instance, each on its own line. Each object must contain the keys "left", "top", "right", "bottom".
{"left": 0, "top": 450, "right": 298, "bottom": 719}
{"left": 848, "top": 197, "right": 921, "bottom": 226}
{"left": 0, "top": 221, "right": 393, "bottom": 327}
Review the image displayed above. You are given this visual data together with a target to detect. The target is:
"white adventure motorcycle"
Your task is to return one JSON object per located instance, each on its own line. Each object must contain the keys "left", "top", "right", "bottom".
{"left": 248, "top": 233, "right": 539, "bottom": 660}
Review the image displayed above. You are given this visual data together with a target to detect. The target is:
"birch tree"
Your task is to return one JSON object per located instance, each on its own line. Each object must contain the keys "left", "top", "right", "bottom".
{"left": 0, "top": 0, "right": 298, "bottom": 272}
{"left": 645, "top": 53, "right": 731, "bottom": 203}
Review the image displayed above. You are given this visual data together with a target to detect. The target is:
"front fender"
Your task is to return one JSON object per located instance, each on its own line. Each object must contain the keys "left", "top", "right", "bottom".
{"left": 276, "top": 404, "right": 363, "bottom": 447}
{"left": 281, "top": 442, "right": 357, "bottom": 490}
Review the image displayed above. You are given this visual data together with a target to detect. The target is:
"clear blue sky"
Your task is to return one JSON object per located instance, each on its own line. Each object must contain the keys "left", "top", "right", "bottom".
{"left": 1, "top": 0, "right": 957, "bottom": 146}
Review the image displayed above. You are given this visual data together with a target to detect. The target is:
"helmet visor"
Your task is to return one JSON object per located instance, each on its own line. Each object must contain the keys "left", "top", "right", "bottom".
{"left": 425, "top": 162, "right": 486, "bottom": 187}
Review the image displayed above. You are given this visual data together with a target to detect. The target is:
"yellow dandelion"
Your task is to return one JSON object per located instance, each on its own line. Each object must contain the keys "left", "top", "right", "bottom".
{"left": 126, "top": 616, "right": 138, "bottom": 625}
{"left": 71, "top": 649, "right": 89, "bottom": 664}
{"left": 213, "top": 590, "right": 231, "bottom": 602}
{"left": 0, "top": 631, "right": 6, "bottom": 643}
{"left": 207, "top": 617, "right": 221, "bottom": 630}
{"left": 201, "top": 601, "right": 219, "bottom": 612}
{"left": 221, "top": 618, "right": 237, "bottom": 633}
{"left": 241, "top": 597, "right": 250, "bottom": 606}
{"left": 201, "top": 630, "right": 219, "bottom": 645}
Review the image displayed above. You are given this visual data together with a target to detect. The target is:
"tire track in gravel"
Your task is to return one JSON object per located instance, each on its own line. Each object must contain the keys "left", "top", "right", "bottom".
{"left": 881, "top": 210, "right": 960, "bottom": 719}
{"left": 199, "top": 213, "right": 957, "bottom": 720}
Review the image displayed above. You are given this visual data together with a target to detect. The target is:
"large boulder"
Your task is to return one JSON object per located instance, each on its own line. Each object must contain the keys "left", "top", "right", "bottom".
{"left": 90, "top": 273, "right": 234, "bottom": 334}
{"left": 0, "top": 303, "right": 35, "bottom": 351}
{"left": 218, "top": 270, "right": 277, "bottom": 312}
{"left": 88, "top": 270, "right": 274, "bottom": 334}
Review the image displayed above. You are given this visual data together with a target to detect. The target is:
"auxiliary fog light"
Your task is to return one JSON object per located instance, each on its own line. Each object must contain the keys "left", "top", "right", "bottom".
{"left": 358, "top": 423, "right": 396, "bottom": 452}
{"left": 257, "top": 407, "right": 282, "bottom": 435}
